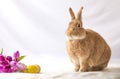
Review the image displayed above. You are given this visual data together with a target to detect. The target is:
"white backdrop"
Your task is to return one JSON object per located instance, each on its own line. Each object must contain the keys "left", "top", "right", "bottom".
{"left": 0, "top": 0, "right": 120, "bottom": 72}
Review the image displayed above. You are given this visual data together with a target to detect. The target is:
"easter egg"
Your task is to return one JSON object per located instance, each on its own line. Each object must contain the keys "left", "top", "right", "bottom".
{"left": 27, "top": 64, "right": 41, "bottom": 73}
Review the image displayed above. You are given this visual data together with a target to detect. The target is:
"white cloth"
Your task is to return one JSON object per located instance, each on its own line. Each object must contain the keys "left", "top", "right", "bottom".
{"left": 0, "top": 65, "right": 120, "bottom": 79}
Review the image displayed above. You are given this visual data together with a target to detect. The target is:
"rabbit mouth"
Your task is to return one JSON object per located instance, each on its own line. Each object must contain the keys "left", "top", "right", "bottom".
{"left": 66, "top": 35, "right": 85, "bottom": 40}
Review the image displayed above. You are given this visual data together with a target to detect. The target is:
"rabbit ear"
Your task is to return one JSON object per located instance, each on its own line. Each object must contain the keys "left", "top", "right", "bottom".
{"left": 77, "top": 6, "right": 83, "bottom": 21}
{"left": 69, "top": 8, "right": 75, "bottom": 20}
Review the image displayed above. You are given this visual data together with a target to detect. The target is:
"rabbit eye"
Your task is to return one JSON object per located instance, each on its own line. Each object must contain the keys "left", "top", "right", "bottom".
{"left": 77, "top": 24, "right": 80, "bottom": 28}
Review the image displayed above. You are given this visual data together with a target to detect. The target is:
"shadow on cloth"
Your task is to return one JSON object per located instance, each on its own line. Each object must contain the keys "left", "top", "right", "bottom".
{"left": 51, "top": 67, "right": 120, "bottom": 79}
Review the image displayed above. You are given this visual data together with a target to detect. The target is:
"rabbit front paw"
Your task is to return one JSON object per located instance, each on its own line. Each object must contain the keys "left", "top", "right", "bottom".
{"left": 74, "top": 66, "right": 80, "bottom": 72}
{"left": 79, "top": 67, "right": 88, "bottom": 72}
{"left": 79, "top": 65, "right": 89, "bottom": 72}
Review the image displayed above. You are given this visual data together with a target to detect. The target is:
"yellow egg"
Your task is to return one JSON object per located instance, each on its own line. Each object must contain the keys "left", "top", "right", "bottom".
{"left": 27, "top": 64, "right": 41, "bottom": 73}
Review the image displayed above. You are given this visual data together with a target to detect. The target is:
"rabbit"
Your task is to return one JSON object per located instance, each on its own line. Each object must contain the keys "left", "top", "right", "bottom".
{"left": 65, "top": 6, "right": 111, "bottom": 72}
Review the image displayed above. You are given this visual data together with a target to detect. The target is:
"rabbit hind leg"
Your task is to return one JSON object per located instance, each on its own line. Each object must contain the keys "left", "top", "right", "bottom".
{"left": 90, "top": 66, "right": 104, "bottom": 71}
{"left": 90, "top": 62, "right": 108, "bottom": 71}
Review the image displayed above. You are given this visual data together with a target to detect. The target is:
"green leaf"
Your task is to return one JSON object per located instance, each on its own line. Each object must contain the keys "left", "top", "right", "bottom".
{"left": 0, "top": 48, "right": 3, "bottom": 54}
{"left": 18, "top": 55, "right": 26, "bottom": 62}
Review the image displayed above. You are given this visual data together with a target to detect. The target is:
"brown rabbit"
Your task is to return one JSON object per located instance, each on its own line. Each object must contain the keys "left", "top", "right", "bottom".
{"left": 65, "top": 6, "right": 111, "bottom": 72}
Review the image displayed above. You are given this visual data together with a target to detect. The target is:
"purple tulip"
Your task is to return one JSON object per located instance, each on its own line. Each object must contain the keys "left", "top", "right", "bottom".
{"left": 6, "top": 56, "right": 12, "bottom": 62}
{"left": 14, "top": 51, "right": 20, "bottom": 62}
{"left": 0, "top": 54, "right": 5, "bottom": 62}
{"left": 1, "top": 60, "right": 9, "bottom": 66}
{"left": 0, "top": 50, "right": 26, "bottom": 73}
{"left": 2, "top": 65, "right": 12, "bottom": 73}
{"left": 10, "top": 61, "right": 18, "bottom": 72}
{"left": 0, "top": 65, "right": 3, "bottom": 72}
{"left": 17, "top": 63, "right": 26, "bottom": 71}
{"left": 10, "top": 61, "right": 17, "bottom": 66}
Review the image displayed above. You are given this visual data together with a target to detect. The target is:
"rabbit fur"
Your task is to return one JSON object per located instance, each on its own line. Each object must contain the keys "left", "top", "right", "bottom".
{"left": 65, "top": 7, "right": 111, "bottom": 72}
